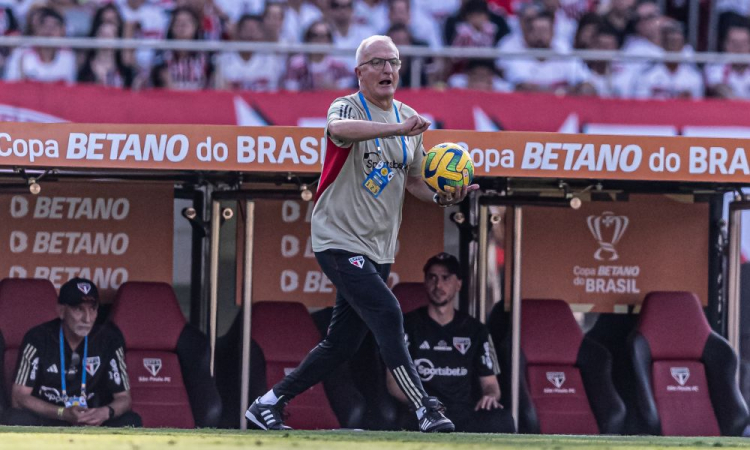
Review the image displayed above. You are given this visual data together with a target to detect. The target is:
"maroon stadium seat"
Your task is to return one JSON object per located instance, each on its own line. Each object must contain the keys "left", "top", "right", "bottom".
{"left": 519, "top": 299, "right": 625, "bottom": 434}
{"left": 251, "top": 301, "right": 339, "bottom": 429}
{"left": 111, "top": 282, "right": 220, "bottom": 428}
{"left": 629, "top": 291, "right": 749, "bottom": 436}
{"left": 0, "top": 279, "right": 58, "bottom": 411}
{"left": 391, "top": 282, "right": 428, "bottom": 314}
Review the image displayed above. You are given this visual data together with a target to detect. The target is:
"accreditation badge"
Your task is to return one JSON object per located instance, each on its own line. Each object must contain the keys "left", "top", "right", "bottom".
{"left": 362, "top": 161, "right": 395, "bottom": 198}
{"left": 65, "top": 395, "right": 88, "bottom": 408}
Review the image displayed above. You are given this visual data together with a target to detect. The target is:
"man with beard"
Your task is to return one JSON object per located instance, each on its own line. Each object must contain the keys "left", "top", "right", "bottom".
{"left": 386, "top": 253, "right": 515, "bottom": 433}
{"left": 4, "top": 278, "right": 140, "bottom": 427}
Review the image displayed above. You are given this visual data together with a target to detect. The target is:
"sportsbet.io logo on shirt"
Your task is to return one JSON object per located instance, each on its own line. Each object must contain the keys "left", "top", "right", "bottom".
{"left": 414, "top": 358, "right": 468, "bottom": 382}
{"left": 362, "top": 151, "right": 409, "bottom": 173}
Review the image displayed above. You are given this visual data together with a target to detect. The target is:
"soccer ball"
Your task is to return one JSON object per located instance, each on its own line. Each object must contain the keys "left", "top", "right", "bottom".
{"left": 421, "top": 142, "right": 474, "bottom": 194}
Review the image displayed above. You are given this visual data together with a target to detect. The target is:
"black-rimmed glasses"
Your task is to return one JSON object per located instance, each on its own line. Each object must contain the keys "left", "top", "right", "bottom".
{"left": 357, "top": 58, "right": 402, "bottom": 70}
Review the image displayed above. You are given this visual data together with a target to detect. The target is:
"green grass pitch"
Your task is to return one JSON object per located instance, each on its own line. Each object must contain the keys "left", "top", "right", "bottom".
{"left": 1, "top": 427, "right": 750, "bottom": 450}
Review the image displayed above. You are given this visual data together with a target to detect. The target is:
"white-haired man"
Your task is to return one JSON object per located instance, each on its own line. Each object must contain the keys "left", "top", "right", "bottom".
{"left": 246, "top": 35, "right": 478, "bottom": 433}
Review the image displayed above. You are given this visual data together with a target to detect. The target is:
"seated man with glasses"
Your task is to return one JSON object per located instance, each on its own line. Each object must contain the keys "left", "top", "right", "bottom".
{"left": 3, "top": 278, "right": 140, "bottom": 427}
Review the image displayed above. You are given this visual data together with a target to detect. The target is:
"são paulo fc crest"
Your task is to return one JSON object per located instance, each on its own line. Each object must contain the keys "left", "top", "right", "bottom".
{"left": 453, "top": 337, "right": 471, "bottom": 355}
{"left": 143, "top": 358, "right": 162, "bottom": 376}
{"left": 671, "top": 367, "right": 690, "bottom": 386}
{"left": 547, "top": 371, "right": 566, "bottom": 388}
{"left": 85, "top": 356, "right": 100, "bottom": 376}
{"left": 77, "top": 282, "right": 92, "bottom": 294}
{"left": 349, "top": 256, "right": 365, "bottom": 269}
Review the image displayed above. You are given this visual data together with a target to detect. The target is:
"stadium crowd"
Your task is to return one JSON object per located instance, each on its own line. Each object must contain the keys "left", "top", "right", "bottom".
{"left": 0, "top": 0, "right": 749, "bottom": 99}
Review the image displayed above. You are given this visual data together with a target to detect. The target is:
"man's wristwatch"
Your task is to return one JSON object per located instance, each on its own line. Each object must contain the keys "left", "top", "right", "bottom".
{"left": 107, "top": 406, "right": 115, "bottom": 419}
{"left": 432, "top": 193, "right": 449, "bottom": 208}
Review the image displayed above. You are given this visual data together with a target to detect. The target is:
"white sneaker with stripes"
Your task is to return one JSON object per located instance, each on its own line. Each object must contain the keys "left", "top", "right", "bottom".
{"left": 245, "top": 397, "right": 292, "bottom": 430}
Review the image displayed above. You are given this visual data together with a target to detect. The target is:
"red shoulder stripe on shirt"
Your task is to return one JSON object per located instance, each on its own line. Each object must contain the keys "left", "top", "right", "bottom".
{"left": 315, "top": 136, "right": 351, "bottom": 202}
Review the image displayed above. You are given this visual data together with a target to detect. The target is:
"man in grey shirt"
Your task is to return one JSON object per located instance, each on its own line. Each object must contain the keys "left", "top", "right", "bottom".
{"left": 246, "top": 34, "right": 477, "bottom": 433}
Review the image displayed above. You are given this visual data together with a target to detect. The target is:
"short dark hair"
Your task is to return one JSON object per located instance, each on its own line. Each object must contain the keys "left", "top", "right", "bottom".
{"left": 237, "top": 14, "right": 263, "bottom": 30}
{"left": 461, "top": 0, "right": 490, "bottom": 17}
{"left": 386, "top": 23, "right": 410, "bottom": 36}
{"left": 466, "top": 58, "right": 497, "bottom": 74}
{"left": 423, "top": 253, "right": 461, "bottom": 279}
{"left": 304, "top": 20, "right": 332, "bottom": 42}
{"left": 38, "top": 7, "right": 65, "bottom": 26}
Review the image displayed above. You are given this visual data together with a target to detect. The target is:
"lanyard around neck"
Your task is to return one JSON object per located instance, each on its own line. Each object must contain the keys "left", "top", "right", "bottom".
{"left": 59, "top": 325, "right": 88, "bottom": 399}
{"left": 357, "top": 91, "right": 407, "bottom": 166}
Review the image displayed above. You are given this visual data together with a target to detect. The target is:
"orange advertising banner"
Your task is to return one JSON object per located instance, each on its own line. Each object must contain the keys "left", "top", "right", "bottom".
{"left": 0, "top": 122, "right": 750, "bottom": 183}
{"left": 0, "top": 183, "right": 174, "bottom": 303}
{"left": 251, "top": 195, "right": 444, "bottom": 307}
{"left": 519, "top": 195, "right": 709, "bottom": 312}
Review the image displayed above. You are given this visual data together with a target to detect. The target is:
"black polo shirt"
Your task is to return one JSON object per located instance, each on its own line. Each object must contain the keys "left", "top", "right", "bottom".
{"left": 14, "top": 319, "right": 130, "bottom": 407}
{"left": 404, "top": 306, "right": 500, "bottom": 407}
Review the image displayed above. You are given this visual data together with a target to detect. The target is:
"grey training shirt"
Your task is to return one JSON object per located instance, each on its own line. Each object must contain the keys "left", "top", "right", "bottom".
{"left": 311, "top": 92, "right": 425, "bottom": 264}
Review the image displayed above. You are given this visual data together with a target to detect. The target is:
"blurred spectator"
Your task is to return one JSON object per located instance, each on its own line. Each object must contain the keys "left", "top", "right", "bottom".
{"left": 3, "top": 0, "right": 35, "bottom": 29}
{"left": 326, "top": 0, "right": 375, "bottom": 69}
{"left": 0, "top": 5, "right": 18, "bottom": 36}
{"left": 387, "top": 0, "right": 442, "bottom": 48}
{"left": 48, "top": 0, "right": 93, "bottom": 37}
{"left": 573, "top": 12, "right": 603, "bottom": 49}
{"left": 705, "top": 22, "right": 750, "bottom": 99}
{"left": 213, "top": 0, "right": 265, "bottom": 23}
{"left": 502, "top": 11, "right": 591, "bottom": 93}
{"left": 386, "top": 23, "right": 430, "bottom": 87}
{"left": 497, "top": 2, "right": 542, "bottom": 54}
{"left": 601, "top": 0, "right": 635, "bottom": 42}
{"left": 412, "top": 0, "right": 461, "bottom": 24}
{"left": 353, "top": 0, "right": 388, "bottom": 35}
{"left": 622, "top": 0, "right": 663, "bottom": 57}
{"left": 175, "top": 0, "right": 227, "bottom": 40}
{"left": 540, "top": 0, "right": 578, "bottom": 47}
{"left": 0, "top": 5, "right": 19, "bottom": 73}
{"left": 262, "top": 1, "right": 286, "bottom": 42}
{"left": 618, "top": 0, "right": 664, "bottom": 95}
{"left": 633, "top": 19, "right": 703, "bottom": 99}
{"left": 280, "top": 0, "right": 323, "bottom": 43}
{"left": 5, "top": 7, "right": 76, "bottom": 83}
{"left": 151, "top": 6, "right": 213, "bottom": 89}
{"left": 584, "top": 23, "right": 632, "bottom": 97}
{"left": 445, "top": 0, "right": 508, "bottom": 48}
{"left": 447, "top": 58, "right": 511, "bottom": 91}
{"left": 283, "top": 19, "right": 354, "bottom": 90}
{"left": 78, "top": 7, "right": 137, "bottom": 89}
{"left": 215, "top": 14, "right": 284, "bottom": 90}
{"left": 120, "top": 0, "right": 169, "bottom": 70}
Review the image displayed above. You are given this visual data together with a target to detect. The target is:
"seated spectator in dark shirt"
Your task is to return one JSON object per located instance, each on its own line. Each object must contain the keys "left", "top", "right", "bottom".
{"left": 4, "top": 278, "right": 141, "bottom": 428}
{"left": 78, "top": 5, "right": 137, "bottom": 89}
{"left": 386, "top": 253, "right": 515, "bottom": 433}
{"left": 151, "top": 7, "right": 214, "bottom": 90}
{"left": 283, "top": 20, "right": 354, "bottom": 91}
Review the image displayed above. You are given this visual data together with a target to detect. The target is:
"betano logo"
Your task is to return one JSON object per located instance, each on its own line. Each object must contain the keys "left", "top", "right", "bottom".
{"left": 587, "top": 212, "right": 629, "bottom": 261}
